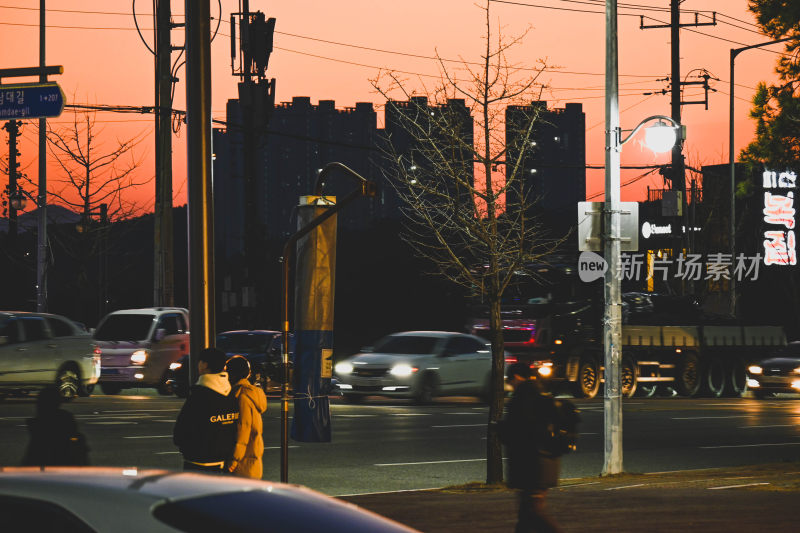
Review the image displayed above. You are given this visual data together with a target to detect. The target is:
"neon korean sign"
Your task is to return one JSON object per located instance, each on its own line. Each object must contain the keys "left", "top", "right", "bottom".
{"left": 762, "top": 170, "right": 797, "bottom": 266}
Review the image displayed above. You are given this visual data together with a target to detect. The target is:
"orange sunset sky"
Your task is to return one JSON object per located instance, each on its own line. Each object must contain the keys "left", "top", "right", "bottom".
{"left": 0, "top": 1, "right": 785, "bottom": 215}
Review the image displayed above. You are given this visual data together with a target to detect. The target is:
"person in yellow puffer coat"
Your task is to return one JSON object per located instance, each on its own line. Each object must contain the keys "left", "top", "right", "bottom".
{"left": 224, "top": 355, "right": 268, "bottom": 479}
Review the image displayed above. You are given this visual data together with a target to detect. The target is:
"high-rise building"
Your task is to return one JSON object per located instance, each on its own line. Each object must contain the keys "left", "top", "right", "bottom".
{"left": 378, "top": 97, "right": 474, "bottom": 220}
{"left": 505, "top": 101, "right": 586, "bottom": 241}
{"left": 213, "top": 97, "right": 379, "bottom": 250}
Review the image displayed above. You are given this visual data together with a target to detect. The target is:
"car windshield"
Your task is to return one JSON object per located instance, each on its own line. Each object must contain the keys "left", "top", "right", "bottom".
{"left": 94, "top": 314, "right": 154, "bottom": 341}
{"left": 217, "top": 333, "right": 272, "bottom": 353}
{"left": 373, "top": 335, "right": 438, "bottom": 355}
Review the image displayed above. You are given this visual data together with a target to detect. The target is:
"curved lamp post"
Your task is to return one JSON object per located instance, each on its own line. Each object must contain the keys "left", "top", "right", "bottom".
{"left": 603, "top": 108, "right": 682, "bottom": 478}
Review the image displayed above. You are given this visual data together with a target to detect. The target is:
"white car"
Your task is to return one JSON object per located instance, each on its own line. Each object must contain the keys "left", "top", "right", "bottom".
{"left": 0, "top": 467, "right": 418, "bottom": 533}
{"left": 0, "top": 311, "right": 99, "bottom": 399}
{"left": 94, "top": 308, "right": 189, "bottom": 395}
{"left": 335, "top": 331, "right": 493, "bottom": 403}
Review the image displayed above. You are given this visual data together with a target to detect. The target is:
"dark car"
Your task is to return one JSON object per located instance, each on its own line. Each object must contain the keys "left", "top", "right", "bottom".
{"left": 746, "top": 342, "right": 800, "bottom": 398}
{"left": 166, "top": 330, "right": 292, "bottom": 397}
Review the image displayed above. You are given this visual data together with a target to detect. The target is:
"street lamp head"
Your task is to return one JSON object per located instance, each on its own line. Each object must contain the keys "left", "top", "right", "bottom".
{"left": 644, "top": 120, "right": 678, "bottom": 154}
{"left": 8, "top": 188, "right": 27, "bottom": 211}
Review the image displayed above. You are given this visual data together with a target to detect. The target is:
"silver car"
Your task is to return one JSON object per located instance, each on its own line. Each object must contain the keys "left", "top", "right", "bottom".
{"left": 0, "top": 311, "right": 99, "bottom": 399}
{"left": 335, "top": 331, "right": 493, "bottom": 404}
{"left": 0, "top": 467, "right": 418, "bottom": 532}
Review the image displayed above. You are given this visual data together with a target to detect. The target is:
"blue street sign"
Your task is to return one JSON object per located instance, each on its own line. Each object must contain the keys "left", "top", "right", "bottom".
{"left": 0, "top": 82, "right": 65, "bottom": 120}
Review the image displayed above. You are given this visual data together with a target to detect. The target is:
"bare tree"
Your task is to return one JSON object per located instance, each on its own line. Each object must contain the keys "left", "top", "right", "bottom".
{"left": 26, "top": 110, "right": 152, "bottom": 324}
{"left": 44, "top": 110, "right": 150, "bottom": 223}
{"left": 372, "top": 2, "right": 565, "bottom": 484}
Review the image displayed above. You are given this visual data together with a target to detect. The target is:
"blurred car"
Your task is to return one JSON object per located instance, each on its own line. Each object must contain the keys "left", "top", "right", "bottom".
{"left": 93, "top": 308, "right": 189, "bottom": 395}
{"left": 334, "top": 331, "right": 493, "bottom": 404}
{"left": 0, "top": 467, "right": 418, "bottom": 533}
{"left": 166, "top": 330, "right": 293, "bottom": 398}
{"left": 0, "top": 311, "right": 99, "bottom": 400}
{"left": 746, "top": 342, "right": 800, "bottom": 398}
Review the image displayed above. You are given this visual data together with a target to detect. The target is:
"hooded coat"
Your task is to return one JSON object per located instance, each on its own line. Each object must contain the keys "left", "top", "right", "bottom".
{"left": 228, "top": 378, "right": 268, "bottom": 479}
{"left": 173, "top": 372, "right": 238, "bottom": 466}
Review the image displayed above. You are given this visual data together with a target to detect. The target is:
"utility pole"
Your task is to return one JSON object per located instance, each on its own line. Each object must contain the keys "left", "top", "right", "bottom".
{"left": 37, "top": 0, "right": 48, "bottom": 312}
{"left": 185, "top": 0, "right": 216, "bottom": 381}
{"left": 641, "top": 2, "right": 716, "bottom": 278}
{"left": 153, "top": 0, "right": 176, "bottom": 307}
{"left": 230, "top": 2, "right": 276, "bottom": 324}
{"left": 4, "top": 120, "right": 21, "bottom": 239}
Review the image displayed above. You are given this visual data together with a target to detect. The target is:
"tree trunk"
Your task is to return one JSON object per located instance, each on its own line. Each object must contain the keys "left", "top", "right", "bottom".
{"left": 486, "top": 293, "right": 505, "bottom": 484}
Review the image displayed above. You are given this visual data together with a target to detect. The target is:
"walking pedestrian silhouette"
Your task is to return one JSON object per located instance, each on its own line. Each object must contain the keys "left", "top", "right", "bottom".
{"left": 21, "top": 385, "right": 89, "bottom": 466}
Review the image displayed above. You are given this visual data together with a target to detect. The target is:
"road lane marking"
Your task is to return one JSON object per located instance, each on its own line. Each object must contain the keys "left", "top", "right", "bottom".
{"left": 264, "top": 446, "right": 300, "bottom": 450}
{"left": 334, "top": 414, "right": 378, "bottom": 418}
{"left": 739, "top": 424, "right": 796, "bottom": 429}
{"left": 375, "top": 459, "right": 485, "bottom": 466}
{"left": 605, "top": 484, "right": 646, "bottom": 490}
{"left": 709, "top": 482, "right": 770, "bottom": 490}
{"left": 102, "top": 409, "right": 180, "bottom": 413}
{"left": 558, "top": 481, "right": 601, "bottom": 488}
{"left": 447, "top": 412, "right": 485, "bottom": 415}
{"left": 432, "top": 423, "right": 485, "bottom": 428}
{"left": 700, "top": 443, "right": 800, "bottom": 449}
{"left": 391, "top": 413, "right": 432, "bottom": 416}
{"left": 85, "top": 421, "right": 138, "bottom": 425}
{"left": 123, "top": 435, "right": 173, "bottom": 439}
{"left": 673, "top": 416, "right": 750, "bottom": 420}
{"left": 155, "top": 451, "right": 180, "bottom": 455}
{"left": 336, "top": 487, "right": 442, "bottom": 497}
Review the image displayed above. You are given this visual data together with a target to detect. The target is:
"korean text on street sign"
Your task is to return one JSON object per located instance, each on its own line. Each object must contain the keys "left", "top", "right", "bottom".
{"left": 0, "top": 82, "right": 65, "bottom": 120}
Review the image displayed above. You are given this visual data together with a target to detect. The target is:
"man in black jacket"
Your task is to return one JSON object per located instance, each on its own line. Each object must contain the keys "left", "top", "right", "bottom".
{"left": 173, "top": 347, "right": 239, "bottom": 472}
{"left": 500, "top": 362, "right": 563, "bottom": 533}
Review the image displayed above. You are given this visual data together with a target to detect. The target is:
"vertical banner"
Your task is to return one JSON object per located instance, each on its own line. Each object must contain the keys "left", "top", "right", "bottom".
{"left": 291, "top": 196, "right": 336, "bottom": 442}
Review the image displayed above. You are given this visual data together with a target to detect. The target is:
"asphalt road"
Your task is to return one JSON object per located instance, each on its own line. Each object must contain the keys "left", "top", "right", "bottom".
{"left": 1, "top": 390, "right": 799, "bottom": 496}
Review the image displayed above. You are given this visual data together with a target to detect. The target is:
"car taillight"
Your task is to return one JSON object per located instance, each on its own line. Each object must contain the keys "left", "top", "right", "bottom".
{"left": 505, "top": 355, "right": 518, "bottom": 365}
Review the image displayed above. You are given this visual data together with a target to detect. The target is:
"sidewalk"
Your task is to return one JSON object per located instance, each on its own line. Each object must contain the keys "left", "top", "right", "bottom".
{"left": 341, "top": 462, "right": 800, "bottom": 532}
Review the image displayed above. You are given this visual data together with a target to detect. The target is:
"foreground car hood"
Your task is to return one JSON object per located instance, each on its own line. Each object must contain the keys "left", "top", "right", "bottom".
{"left": 349, "top": 353, "right": 430, "bottom": 366}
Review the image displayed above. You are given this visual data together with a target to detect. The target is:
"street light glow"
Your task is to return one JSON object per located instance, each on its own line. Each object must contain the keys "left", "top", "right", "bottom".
{"left": 644, "top": 121, "right": 678, "bottom": 153}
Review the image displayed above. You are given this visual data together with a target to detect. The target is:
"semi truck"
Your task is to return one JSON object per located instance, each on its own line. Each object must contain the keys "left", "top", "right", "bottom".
{"left": 469, "top": 271, "right": 786, "bottom": 399}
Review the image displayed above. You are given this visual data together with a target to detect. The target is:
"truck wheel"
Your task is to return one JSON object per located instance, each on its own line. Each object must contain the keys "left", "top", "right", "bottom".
{"left": 675, "top": 352, "right": 701, "bottom": 397}
{"left": 725, "top": 358, "right": 747, "bottom": 397}
{"left": 636, "top": 384, "right": 659, "bottom": 398}
{"left": 621, "top": 358, "right": 638, "bottom": 398}
{"left": 703, "top": 357, "right": 726, "bottom": 398}
{"left": 573, "top": 358, "right": 599, "bottom": 399}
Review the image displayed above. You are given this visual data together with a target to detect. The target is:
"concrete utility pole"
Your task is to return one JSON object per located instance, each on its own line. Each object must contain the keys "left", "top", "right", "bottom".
{"left": 603, "top": 0, "right": 623, "bottom": 476}
{"left": 154, "top": 0, "right": 175, "bottom": 307}
{"left": 185, "top": 0, "right": 216, "bottom": 381}
{"left": 641, "top": 1, "right": 716, "bottom": 272}
{"left": 37, "top": 0, "right": 47, "bottom": 312}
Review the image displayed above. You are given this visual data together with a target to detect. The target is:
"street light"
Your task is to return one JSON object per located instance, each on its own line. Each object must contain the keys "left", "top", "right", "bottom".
{"left": 8, "top": 185, "right": 32, "bottom": 211}
{"left": 728, "top": 37, "right": 791, "bottom": 317}
{"left": 606, "top": 0, "right": 683, "bottom": 478}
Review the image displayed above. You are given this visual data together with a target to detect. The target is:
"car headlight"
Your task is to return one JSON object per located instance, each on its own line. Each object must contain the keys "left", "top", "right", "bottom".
{"left": 335, "top": 361, "right": 353, "bottom": 375}
{"left": 390, "top": 364, "right": 417, "bottom": 377}
{"left": 747, "top": 365, "right": 763, "bottom": 375}
{"left": 793, "top": 366, "right": 800, "bottom": 375}
{"left": 131, "top": 350, "right": 149, "bottom": 365}
{"left": 169, "top": 362, "right": 182, "bottom": 371}
{"left": 537, "top": 365, "right": 553, "bottom": 377}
